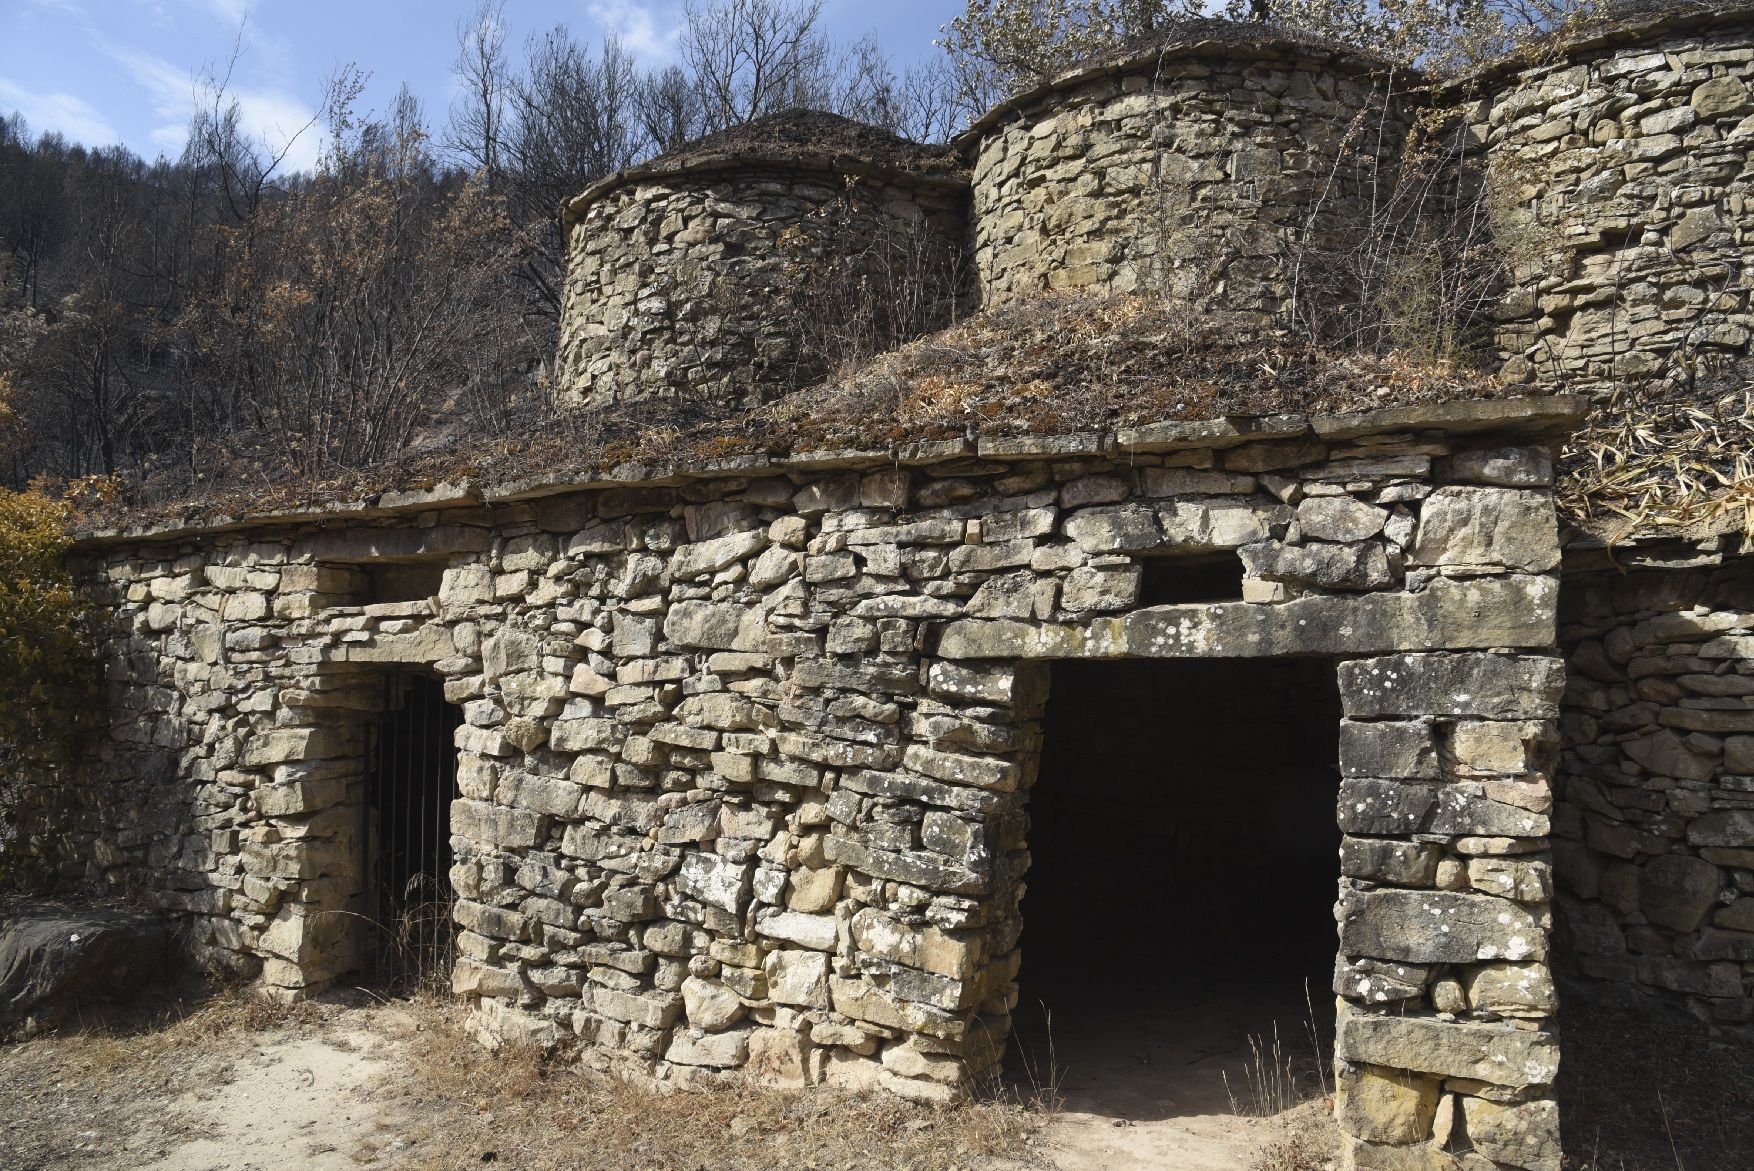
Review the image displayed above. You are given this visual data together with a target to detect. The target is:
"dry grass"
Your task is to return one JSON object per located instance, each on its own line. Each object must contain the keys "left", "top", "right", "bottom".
{"left": 760, "top": 295, "right": 1507, "bottom": 448}
{"left": 0, "top": 985, "right": 322, "bottom": 1171}
{"left": 1247, "top": 1099, "right": 1339, "bottom": 1171}
{"left": 1224, "top": 1025, "right": 1306, "bottom": 1119}
{"left": 78, "top": 292, "right": 1505, "bottom": 534}
{"left": 1560, "top": 381, "right": 1754, "bottom": 543}
{"left": 1, "top": 985, "right": 1043, "bottom": 1171}
{"left": 1225, "top": 985, "right": 1338, "bottom": 1171}
{"left": 374, "top": 998, "right": 1045, "bottom": 1171}
{"left": 76, "top": 289, "right": 1754, "bottom": 546}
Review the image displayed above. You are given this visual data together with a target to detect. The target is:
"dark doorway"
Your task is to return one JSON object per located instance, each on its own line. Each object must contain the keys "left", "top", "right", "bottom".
{"left": 365, "top": 672, "right": 463, "bottom": 987}
{"left": 1011, "top": 657, "right": 1342, "bottom": 1123}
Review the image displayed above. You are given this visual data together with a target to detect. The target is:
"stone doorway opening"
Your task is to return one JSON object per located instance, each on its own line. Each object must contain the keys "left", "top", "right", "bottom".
{"left": 1010, "top": 657, "right": 1341, "bottom": 1127}
{"left": 363, "top": 671, "right": 464, "bottom": 988}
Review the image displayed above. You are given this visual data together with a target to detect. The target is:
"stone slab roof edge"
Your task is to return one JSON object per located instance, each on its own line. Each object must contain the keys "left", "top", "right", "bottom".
{"left": 561, "top": 151, "right": 970, "bottom": 226}
{"left": 1564, "top": 510, "right": 1751, "bottom": 559}
{"left": 562, "top": 114, "right": 966, "bottom": 226}
{"left": 69, "top": 395, "right": 1583, "bottom": 549}
{"left": 1443, "top": 1, "right": 1754, "bottom": 96}
{"left": 951, "top": 21, "right": 1409, "bottom": 154}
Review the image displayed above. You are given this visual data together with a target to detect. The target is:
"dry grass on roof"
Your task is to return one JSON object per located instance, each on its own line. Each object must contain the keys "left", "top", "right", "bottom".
{"left": 642, "top": 109, "right": 961, "bottom": 177}
{"left": 1560, "top": 374, "right": 1754, "bottom": 542}
{"left": 495, "top": 293, "right": 1512, "bottom": 481}
{"left": 757, "top": 293, "right": 1510, "bottom": 449}
{"left": 81, "top": 293, "right": 1512, "bottom": 532}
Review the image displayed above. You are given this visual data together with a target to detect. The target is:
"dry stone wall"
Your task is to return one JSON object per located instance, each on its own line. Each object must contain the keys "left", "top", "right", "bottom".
{"left": 1473, "top": 5, "right": 1754, "bottom": 391}
{"left": 66, "top": 401, "right": 1570, "bottom": 1167}
{"left": 558, "top": 138, "right": 965, "bottom": 413}
{"left": 1555, "top": 558, "right": 1754, "bottom": 1033}
{"left": 550, "top": 11, "right": 1754, "bottom": 412}
{"left": 963, "top": 37, "right": 1411, "bottom": 326}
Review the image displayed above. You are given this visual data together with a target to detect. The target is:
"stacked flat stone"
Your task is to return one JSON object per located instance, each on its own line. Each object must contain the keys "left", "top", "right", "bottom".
{"left": 556, "top": 111, "right": 967, "bottom": 412}
{"left": 54, "top": 397, "right": 1577, "bottom": 1168}
{"left": 553, "top": 10, "right": 1754, "bottom": 419}
{"left": 1556, "top": 560, "right": 1754, "bottom": 1033}
{"left": 1473, "top": 2, "right": 1754, "bottom": 389}
{"left": 959, "top": 20, "right": 1413, "bottom": 325}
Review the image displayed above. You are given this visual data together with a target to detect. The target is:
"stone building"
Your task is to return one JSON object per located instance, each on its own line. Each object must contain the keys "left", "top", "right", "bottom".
{"left": 69, "top": 399, "right": 1578, "bottom": 1170}
{"left": 1467, "top": 2, "right": 1754, "bottom": 389}
{"left": 30, "top": 5, "right": 1754, "bottom": 1171}
{"left": 557, "top": 111, "right": 968, "bottom": 412}
{"left": 961, "top": 19, "right": 1415, "bottom": 325}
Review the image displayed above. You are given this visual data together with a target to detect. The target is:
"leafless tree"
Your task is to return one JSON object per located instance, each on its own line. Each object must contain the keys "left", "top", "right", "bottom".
{"left": 635, "top": 65, "right": 706, "bottom": 154}
{"left": 447, "top": 0, "right": 510, "bottom": 182}
{"left": 180, "top": 86, "right": 522, "bottom": 474}
{"left": 680, "top": 0, "right": 837, "bottom": 133}
{"left": 892, "top": 55, "right": 968, "bottom": 144}
{"left": 499, "top": 31, "right": 645, "bottom": 315}
{"left": 3, "top": 0, "right": 981, "bottom": 496}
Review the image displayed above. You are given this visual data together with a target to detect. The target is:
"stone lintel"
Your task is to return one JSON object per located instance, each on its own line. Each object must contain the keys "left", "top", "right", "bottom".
{"left": 934, "top": 574, "right": 1558, "bottom": 661}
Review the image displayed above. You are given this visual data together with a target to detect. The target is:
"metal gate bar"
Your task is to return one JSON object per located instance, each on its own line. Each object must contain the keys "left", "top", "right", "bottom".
{"left": 365, "top": 672, "right": 463, "bottom": 991}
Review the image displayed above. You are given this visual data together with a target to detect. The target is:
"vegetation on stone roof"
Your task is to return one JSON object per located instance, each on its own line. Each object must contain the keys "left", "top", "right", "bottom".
{"left": 61, "top": 284, "right": 1754, "bottom": 549}
{"left": 1560, "top": 375, "right": 1754, "bottom": 543}
{"left": 640, "top": 109, "right": 960, "bottom": 177}
{"left": 69, "top": 293, "right": 1524, "bottom": 534}
{"left": 756, "top": 294, "right": 1511, "bottom": 445}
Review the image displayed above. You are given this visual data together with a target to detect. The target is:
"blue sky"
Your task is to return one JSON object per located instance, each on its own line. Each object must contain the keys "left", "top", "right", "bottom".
{"left": 1, "top": 0, "right": 959, "bottom": 170}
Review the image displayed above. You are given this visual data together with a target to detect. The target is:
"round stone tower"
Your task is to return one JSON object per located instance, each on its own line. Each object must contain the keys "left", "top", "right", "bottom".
{"left": 558, "top": 111, "right": 968, "bottom": 413}
{"left": 959, "top": 19, "right": 1414, "bottom": 328}
{"left": 1477, "top": 1, "right": 1754, "bottom": 389}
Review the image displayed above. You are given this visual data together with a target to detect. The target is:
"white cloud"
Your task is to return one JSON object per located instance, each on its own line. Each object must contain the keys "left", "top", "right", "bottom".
{"left": 205, "top": 0, "right": 250, "bottom": 26}
{"left": 0, "top": 76, "right": 122, "bottom": 146}
{"left": 588, "top": 0, "right": 684, "bottom": 64}
{"left": 231, "top": 88, "right": 323, "bottom": 169}
{"left": 107, "top": 43, "right": 321, "bottom": 171}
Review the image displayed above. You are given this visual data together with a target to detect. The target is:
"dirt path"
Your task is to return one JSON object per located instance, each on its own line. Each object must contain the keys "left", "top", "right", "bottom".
{"left": 118, "top": 1018, "right": 1283, "bottom": 1171}
{"left": 133, "top": 1028, "right": 393, "bottom": 1171}
{"left": 10, "top": 984, "right": 1738, "bottom": 1171}
{"left": 1, "top": 995, "right": 1311, "bottom": 1171}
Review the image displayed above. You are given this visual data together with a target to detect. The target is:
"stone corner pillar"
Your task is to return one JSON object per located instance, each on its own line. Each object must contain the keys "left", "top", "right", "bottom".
{"left": 1333, "top": 650, "right": 1565, "bottom": 1171}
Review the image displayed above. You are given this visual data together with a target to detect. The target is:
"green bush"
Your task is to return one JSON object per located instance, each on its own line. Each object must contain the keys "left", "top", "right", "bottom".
{"left": 0, "top": 487, "right": 101, "bottom": 883}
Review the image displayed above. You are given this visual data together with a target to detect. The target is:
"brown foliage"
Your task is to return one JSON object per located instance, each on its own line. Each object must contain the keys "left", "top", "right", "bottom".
{"left": 176, "top": 137, "right": 523, "bottom": 476}
{"left": 766, "top": 293, "right": 1508, "bottom": 447}
{"left": 0, "top": 487, "right": 101, "bottom": 884}
{"left": 77, "top": 292, "right": 1507, "bottom": 533}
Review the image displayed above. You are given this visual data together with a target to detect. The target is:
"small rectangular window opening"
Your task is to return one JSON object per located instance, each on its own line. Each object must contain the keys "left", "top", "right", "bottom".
{"left": 361, "top": 560, "right": 448, "bottom": 606}
{"left": 1138, "top": 554, "right": 1245, "bottom": 605}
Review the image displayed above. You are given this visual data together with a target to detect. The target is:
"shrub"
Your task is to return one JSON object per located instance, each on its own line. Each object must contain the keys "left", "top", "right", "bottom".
{"left": 0, "top": 487, "right": 100, "bottom": 884}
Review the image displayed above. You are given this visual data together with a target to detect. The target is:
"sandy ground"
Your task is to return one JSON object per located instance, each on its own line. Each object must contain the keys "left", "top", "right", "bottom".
{"left": 1003, "top": 976, "right": 1333, "bottom": 1171}
{"left": 9, "top": 981, "right": 1739, "bottom": 1171}
{"left": 134, "top": 1029, "right": 394, "bottom": 1171}
{"left": 0, "top": 992, "right": 1322, "bottom": 1171}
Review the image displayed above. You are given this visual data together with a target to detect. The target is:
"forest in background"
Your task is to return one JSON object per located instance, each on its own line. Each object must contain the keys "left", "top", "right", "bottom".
{"left": 0, "top": 0, "right": 1591, "bottom": 499}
